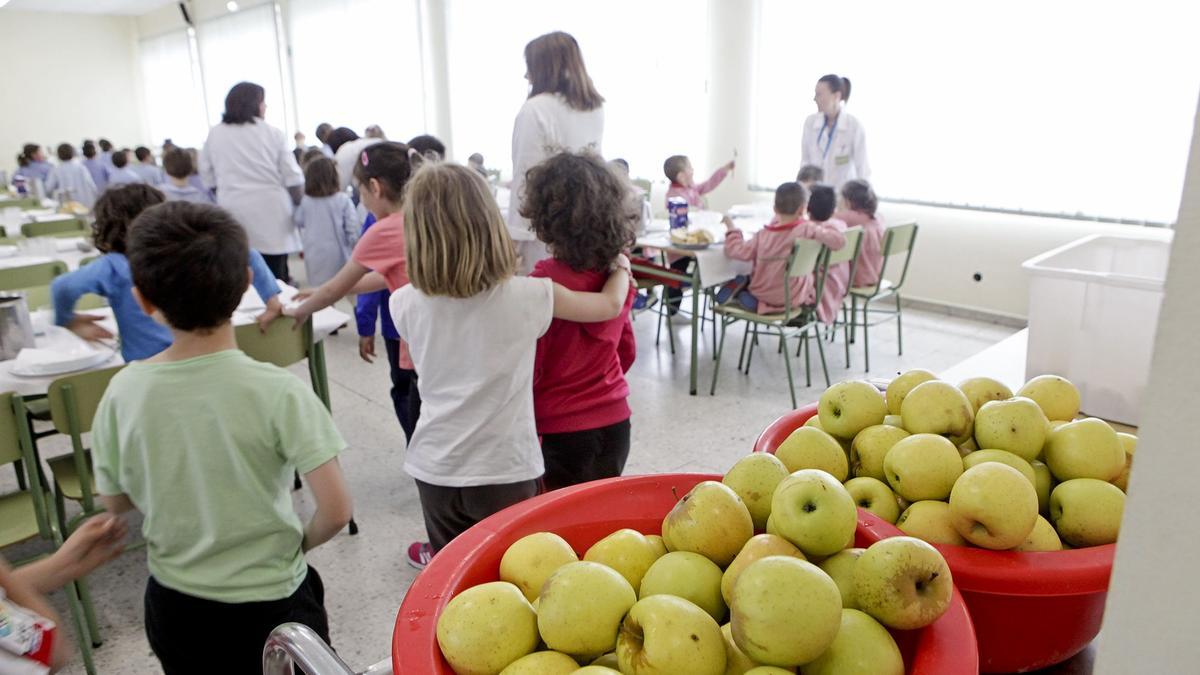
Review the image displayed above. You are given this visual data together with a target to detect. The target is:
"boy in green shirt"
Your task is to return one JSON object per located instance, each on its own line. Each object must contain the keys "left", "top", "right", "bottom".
{"left": 93, "top": 201, "right": 353, "bottom": 673}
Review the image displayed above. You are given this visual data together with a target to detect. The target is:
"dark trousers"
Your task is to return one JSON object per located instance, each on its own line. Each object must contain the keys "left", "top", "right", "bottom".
{"left": 664, "top": 257, "right": 692, "bottom": 314}
{"left": 145, "top": 566, "right": 329, "bottom": 675}
{"left": 540, "top": 419, "right": 632, "bottom": 492}
{"left": 383, "top": 338, "right": 422, "bottom": 442}
{"left": 415, "top": 479, "right": 539, "bottom": 552}
{"left": 261, "top": 253, "right": 292, "bottom": 284}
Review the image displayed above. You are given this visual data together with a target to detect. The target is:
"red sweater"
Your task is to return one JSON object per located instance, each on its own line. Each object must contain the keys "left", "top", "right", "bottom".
{"left": 531, "top": 259, "right": 635, "bottom": 434}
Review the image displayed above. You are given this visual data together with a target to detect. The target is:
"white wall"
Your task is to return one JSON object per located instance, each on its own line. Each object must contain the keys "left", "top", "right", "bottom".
{"left": 0, "top": 10, "right": 145, "bottom": 178}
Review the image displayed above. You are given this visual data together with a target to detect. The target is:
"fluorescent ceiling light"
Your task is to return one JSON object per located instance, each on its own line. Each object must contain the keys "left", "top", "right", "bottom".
{"left": 226, "top": 1, "right": 238, "bottom": 11}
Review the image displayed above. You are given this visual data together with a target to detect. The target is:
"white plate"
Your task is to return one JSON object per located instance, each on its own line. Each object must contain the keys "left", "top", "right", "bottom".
{"left": 11, "top": 347, "right": 114, "bottom": 378}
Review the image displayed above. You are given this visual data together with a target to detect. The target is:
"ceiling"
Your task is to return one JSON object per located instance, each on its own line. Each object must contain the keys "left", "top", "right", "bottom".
{"left": 4, "top": 0, "right": 176, "bottom": 14}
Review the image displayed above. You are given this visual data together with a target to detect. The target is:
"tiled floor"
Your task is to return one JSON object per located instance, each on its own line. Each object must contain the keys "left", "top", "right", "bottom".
{"left": 6, "top": 296, "right": 1021, "bottom": 674}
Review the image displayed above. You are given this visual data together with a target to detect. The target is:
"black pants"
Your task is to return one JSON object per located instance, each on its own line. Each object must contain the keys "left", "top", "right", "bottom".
{"left": 145, "top": 566, "right": 329, "bottom": 675}
{"left": 664, "top": 257, "right": 692, "bottom": 315}
{"left": 540, "top": 419, "right": 632, "bottom": 492}
{"left": 261, "top": 253, "right": 291, "bottom": 285}
{"left": 383, "top": 338, "right": 422, "bottom": 442}
{"left": 415, "top": 479, "right": 539, "bottom": 552}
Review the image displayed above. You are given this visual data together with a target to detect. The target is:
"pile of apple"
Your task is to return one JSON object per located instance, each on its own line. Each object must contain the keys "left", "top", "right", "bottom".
{"left": 775, "top": 371, "right": 1133, "bottom": 552}
{"left": 436, "top": 471, "right": 955, "bottom": 675}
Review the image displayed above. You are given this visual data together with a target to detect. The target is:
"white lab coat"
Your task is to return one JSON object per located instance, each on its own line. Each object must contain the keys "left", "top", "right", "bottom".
{"left": 800, "top": 110, "right": 870, "bottom": 190}
{"left": 200, "top": 120, "right": 304, "bottom": 255}
{"left": 507, "top": 93, "right": 604, "bottom": 273}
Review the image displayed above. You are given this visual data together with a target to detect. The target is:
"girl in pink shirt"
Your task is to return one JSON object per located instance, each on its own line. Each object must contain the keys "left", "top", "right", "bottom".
{"left": 837, "top": 179, "right": 885, "bottom": 288}
{"left": 663, "top": 154, "right": 736, "bottom": 208}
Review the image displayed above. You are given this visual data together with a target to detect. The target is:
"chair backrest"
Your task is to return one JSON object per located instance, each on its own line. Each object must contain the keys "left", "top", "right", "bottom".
{"left": 786, "top": 237, "right": 827, "bottom": 280}
{"left": 0, "top": 392, "right": 51, "bottom": 539}
{"left": 631, "top": 178, "right": 652, "bottom": 200}
{"left": 22, "top": 218, "right": 85, "bottom": 238}
{"left": 79, "top": 254, "right": 99, "bottom": 266}
{"left": 47, "top": 365, "right": 125, "bottom": 436}
{"left": 236, "top": 316, "right": 312, "bottom": 369}
{"left": 880, "top": 222, "right": 920, "bottom": 289}
{"left": 0, "top": 392, "right": 24, "bottom": 467}
{"left": 0, "top": 260, "right": 68, "bottom": 291}
{"left": 0, "top": 197, "right": 39, "bottom": 210}
{"left": 827, "top": 226, "right": 863, "bottom": 266}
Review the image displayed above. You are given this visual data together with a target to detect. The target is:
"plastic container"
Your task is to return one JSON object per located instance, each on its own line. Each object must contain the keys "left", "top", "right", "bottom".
{"left": 1022, "top": 233, "right": 1172, "bottom": 425}
{"left": 756, "top": 404, "right": 1115, "bottom": 673}
{"left": 394, "top": 473, "right": 978, "bottom": 675}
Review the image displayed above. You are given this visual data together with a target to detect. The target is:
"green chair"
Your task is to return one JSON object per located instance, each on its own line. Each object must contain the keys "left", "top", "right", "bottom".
{"left": 818, "top": 226, "right": 864, "bottom": 368}
{"left": 21, "top": 218, "right": 86, "bottom": 238}
{"left": 0, "top": 392, "right": 102, "bottom": 674}
{"left": 845, "top": 222, "right": 920, "bottom": 372}
{"left": 0, "top": 196, "right": 40, "bottom": 210}
{"left": 79, "top": 254, "right": 99, "bottom": 266}
{"left": 710, "top": 238, "right": 834, "bottom": 408}
{"left": 0, "top": 260, "right": 68, "bottom": 291}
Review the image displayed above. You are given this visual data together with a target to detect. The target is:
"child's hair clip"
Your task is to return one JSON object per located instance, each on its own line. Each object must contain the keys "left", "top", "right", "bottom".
{"left": 361, "top": 151, "right": 369, "bottom": 167}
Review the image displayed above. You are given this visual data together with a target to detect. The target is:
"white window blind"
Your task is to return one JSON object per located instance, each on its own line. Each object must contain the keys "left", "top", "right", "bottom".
{"left": 138, "top": 29, "right": 209, "bottom": 148}
{"left": 196, "top": 4, "right": 290, "bottom": 131}
{"left": 753, "top": 0, "right": 1200, "bottom": 223}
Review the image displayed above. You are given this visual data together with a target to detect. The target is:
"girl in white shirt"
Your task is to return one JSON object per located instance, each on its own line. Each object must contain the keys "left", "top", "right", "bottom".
{"left": 391, "top": 162, "right": 631, "bottom": 568}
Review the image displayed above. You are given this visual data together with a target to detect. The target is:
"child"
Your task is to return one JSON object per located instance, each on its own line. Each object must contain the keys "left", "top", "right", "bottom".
{"left": 806, "top": 184, "right": 852, "bottom": 322}
{"left": 51, "top": 184, "right": 284, "bottom": 361}
{"left": 837, "top": 178, "right": 885, "bottom": 288}
{"left": 720, "top": 182, "right": 846, "bottom": 321}
{"left": 797, "top": 164, "right": 824, "bottom": 190}
{"left": 392, "top": 162, "right": 631, "bottom": 567}
{"left": 44, "top": 143, "right": 98, "bottom": 208}
{"left": 81, "top": 140, "right": 109, "bottom": 191}
{"left": 106, "top": 149, "right": 143, "bottom": 186}
{"left": 13, "top": 144, "right": 51, "bottom": 185}
{"left": 160, "top": 149, "right": 215, "bottom": 204}
{"left": 467, "top": 152, "right": 487, "bottom": 177}
{"left": 294, "top": 157, "right": 357, "bottom": 287}
{"left": 97, "top": 138, "right": 115, "bottom": 168}
{"left": 663, "top": 153, "right": 735, "bottom": 209}
{"left": 92, "top": 201, "right": 352, "bottom": 674}
{"left": 523, "top": 152, "right": 636, "bottom": 492}
{"left": 132, "top": 146, "right": 165, "bottom": 184}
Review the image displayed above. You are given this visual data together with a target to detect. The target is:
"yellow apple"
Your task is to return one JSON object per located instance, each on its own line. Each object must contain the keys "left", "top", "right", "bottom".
{"left": 730, "top": 556, "right": 842, "bottom": 667}
{"left": 590, "top": 653, "right": 619, "bottom": 668}
{"left": 818, "top": 380, "right": 888, "bottom": 439}
{"left": 765, "top": 513, "right": 782, "bottom": 537}
{"left": 537, "top": 561, "right": 637, "bottom": 658}
{"left": 1048, "top": 420, "right": 1070, "bottom": 431}
{"left": 973, "top": 397, "right": 1049, "bottom": 461}
{"left": 721, "top": 534, "right": 805, "bottom": 606}
{"left": 885, "top": 369, "right": 938, "bottom": 415}
{"left": 584, "top": 528, "right": 663, "bottom": 591}
{"left": 774, "top": 427, "right": 849, "bottom": 481}
{"left": 816, "top": 548, "right": 865, "bottom": 609}
{"left": 745, "top": 668, "right": 795, "bottom": 675}
{"left": 646, "top": 535, "right": 669, "bottom": 558}
{"left": 882, "top": 414, "right": 905, "bottom": 428}
{"left": 882, "top": 434, "right": 964, "bottom": 502}
{"left": 896, "top": 501, "right": 967, "bottom": 546}
{"left": 1017, "top": 374, "right": 1081, "bottom": 422}
{"left": 574, "top": 667, "right": 621, "bottom": 674}
{"left": 437, "top": 581, "right": 539, "bottom": 674}
{"left": 1043, "top": 418, "right": 1125, "bottom": 481}
{"left": 617, "top": 595, "right": 726, "bottom": 675}
{"left": 1031, "top": 460, "right": 1053, "bottom": 514}
{"left": 500, "top": 532, "right": 579, "bottom": 602}
{"left": 1112, "top": 433, "right": 1136, "bottom": 492}
{"left": 900, "top": 380, "right": 975, "bottom": 445}
{"left": 771, "top": 470, "right": 858, "bottom": 557}
{"left": 962, "top": 449, "right": 1037, "bottom": 486}
{"left": 1014, "top": 515, "right": 1063, "bottom": 552}
{"left": 498, "top": 650, "right": 579, "bottom": 675}
{"left": 849, "top": 425, "right": 910, "bottom": 480}
{"left": 798, "top": 609, "right": 904, "bottom": 675}
{"left": 721, "top": 623, "right": 774, "bottom": 675}
{"left": 844, "top": 477, "right": 900, "bottom": 524}
{"left": 949, "top": 463, "right": 1038, "bottom": 550}
{"left": 853, "top": 537, "right": 953, "bottom": 629}
{"left": 639, "top": 551, "right": 726, "bottom": 622}
{"left": 662, "top": 481, "right": 754, "bottom": 566}
{"left": 1050, "top": 479, "right": 1125, "bottom": 547}
{"left": 723, "top": 453, "right": 791, "bottom": 530}
{"left": 957, "top": 376, "right": 1014, "bottom": 413}
{"left": 958, "top": 436, "right": 978, "bottom": 457}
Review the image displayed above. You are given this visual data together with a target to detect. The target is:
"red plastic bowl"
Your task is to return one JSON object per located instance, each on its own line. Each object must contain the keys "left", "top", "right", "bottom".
{"left": 393, "top": 473, "right": 977, "bottom": 675}
{"left": 755, "top": 405, "right": 1115, "bottom": 673}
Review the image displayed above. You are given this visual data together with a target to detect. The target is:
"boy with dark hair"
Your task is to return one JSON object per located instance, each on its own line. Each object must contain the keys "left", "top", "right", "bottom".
{"left": 797, "top": 164, "right": 824, "bottom": 189}
{"left": 160, "top": 149, "right": 214, "bottom": 204}
{"left": 107, "top": 149, "right": 142, "bottom": 186}
{"left": 81, "top": 140, "right": 109, "bottom": 190}
{"left": 131, "top": 146, "right": 164, "bottom": 185}
{"left": 44, "top": 143, "right": 98, "bottom": 207}
{"left": 93, "top": 201, "right": 353, "bottom": 674}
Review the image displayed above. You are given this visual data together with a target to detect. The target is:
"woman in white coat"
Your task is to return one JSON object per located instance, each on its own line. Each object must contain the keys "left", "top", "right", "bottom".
{"left": 201, "top": 81, "right": 304, "bottom": 281}
{"left": 800, "top": 74, "right": 870, "bottom": 190}
{"left": 507, "top": 31, "right": 605, "bottom": 273}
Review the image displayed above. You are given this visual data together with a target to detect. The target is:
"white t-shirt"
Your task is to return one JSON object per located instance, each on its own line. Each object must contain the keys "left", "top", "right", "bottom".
{"left": 390, "top": 276, "right": 554, "bottom": 487}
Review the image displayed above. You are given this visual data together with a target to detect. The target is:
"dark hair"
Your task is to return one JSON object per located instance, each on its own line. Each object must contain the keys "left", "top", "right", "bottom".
{"left": 525, "top": 31, "right": 604, "bottom": 111}
{"left": 111, "top": 149, "right": 130, "bottom": 169}
{"left": 221, "top": 81, "right": 265, "bottom": 125}
{"left": 56, "top": 144, "right": 75, "bottom": 162}
{"left": 304, "top": 157, "right": 341, "bottom": 198}
{"left": 408, "top": 135, "right": 446, "bottom": 162}
{"left": 522, "top": 152, "right": 635, "bottom": 273}
{"left": 841, "top": 179, "right": 878, "bottom": 218}
{"left": 91, "top": 183, "right": 166, "bottom": 254}
{"left": 162, "top": 149, "right": 194, "bottom": 179}
{"left": 797, "top": 164, "right": 824, "bottom": 183}
{"left": 17, "top": 144, "right": 39, "bottom": 167}
{"left": 98, "top": 139, "right": 113, "bottom": 152}
{"left": 127, "top": 202, "right": 249, "bottom": 331}
{"left": 775, "top": 182, "right": 807, "bottom": 215}
{"left": 315, "top": 123, "right": 333, "bottom": 142}
{"left": 353, "top": 142, "right": 413, "bottom": 202}
{"left": 610, "top": 158, "right": 629, "bottom": 172}
{"left": 663, "top": 155, "right": 688, "bottom": 183}
{"left": 134, "top": 146, "right": 152, "bottom": 162}
{"left": 808, "top": 184, "right": 837, "bottom": 222}
{"left": 300, "top": 147, "right": 326, "bottom": 167}
{"left": 817, "top": 74, "right": 852, "bottom": 103}
{"left": 326, "top": 127, "right": 359, "bottom": 153}
{"left": 82, "top": 142, "right": 97, "bottom": 159}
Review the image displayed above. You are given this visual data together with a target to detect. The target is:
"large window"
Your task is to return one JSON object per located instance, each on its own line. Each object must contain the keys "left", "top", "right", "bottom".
{"left": 138, "top": 29, "right": 208, "bottom": 148}
{"left": 753, "top": 0, "right": 1200, "bottom": 223}
{"left": 196, "top": 3, "right": 290, "bottom": 131}
{"left": 445, "top": 0, "right": 709, "bottom": 181}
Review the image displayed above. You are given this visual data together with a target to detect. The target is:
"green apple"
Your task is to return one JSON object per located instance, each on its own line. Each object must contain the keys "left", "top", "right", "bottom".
{"left": 646, "top": 535, "right": 669, "bottom": 558}
{"left": 882, "top": 414, "right": 904, "bottom": 428}
{"left": 844, "top": 477, "right": 900, "bottom": 524}
{"left": 765, "top": 513, "right": 782, "bottom": 537}
{"left": 1048, "top": 420, "right": 1070, "bottom": 431}
{"left": 745, "top": 668, "right": 795, "bottom": 675}
{"left": 885, "top": 369, "right": 938, "bottom": 415}
{"left": 730, "top": 556, "right": 842, "bottom": 667}
{"left": 500, "top": 532, "right": 579, "bottom": 601}
{"left": 723, "top": 453, "right": 791, "bottom": 530}
{"left": 537, "top": 561, "right": 637, "bottom": 658}
{"left": 818, "top": 380, "right": 888, "bottom": 439}
{"left": 590, "top": 653, "right": 619, "bottom": 668}
{"left": 437, "top": 581, "right": 539, "bottom": 674}
{"left": 721, "top": 623, "right": 775, "bottom": 675}
{"left": 662, "top": 481, "right": 754, "bottom": 566}
{"left": 896, "top": 501, "right": 967, "bottom": 546}
{"left": 1017, "top": 374, "right": 1081, "bottom": 422}
{"left": 722, "top": 534, "right": 806, "bottom": 606}
{"left": 1031, "top": 460, "right": 1053, "bottom": 514}
{"left": 899, "top": 380, "right": 975, "bottom": 445}
{"left": 853, "top": 537, "right": 953, "bottom": 629}
{"left": 803, "top": 415, "right": 823, "bottom": 429}
{"left": 882, "top": 434, "right": 964, "bottom": 502}
{"left": 774, "top": 427, "right": 849, "bottom": 481}
{"left": 584, "top": 528, "right": 663, "bottom": 591}
{"left": 640, "top": 551, "right": 726, "bottom": 622}
{"left": 1014, "top": 515, "right": 1063, "bottom": 552}
{"left": 962, "top": 449, "right": 1037, "bottom": 486}
{"left": 574, "top": 667, "right": 621, "bottom": 674}
{"left": 1112, "top": 433, "right": 1137, "bottom": 492}
{"left": 849, "top": 425, "right": 909, "bottom": 480}
{"left": 499, "top": 650, "right": 579, "bottom": 675}
{"left": 958, "top": 436, "right": 978, "bottom": 456}
{"left": 973, "top": 397, "right": 1049, "bottom": 461}
{"left": 770, "top": 470, "right": 858, "bottom": 557}
{"left": 816, "top": 548, "right": 864, "bottom": 609}
{"left": 957, "top": 376, "right": 1014, "bottom": 413}
{"left": 1043, "top": 418, "right": 1125, "bottom": 481}
{"left": 949, "top": 463, "right": 1038, "bottom": 550}
{"left": 798, "top": 609, "right": 904, "bottom": 675}
{"left": 1050, "top": 479, "right": 1125, "bottom": 547}
{"left": 617, "top": 595, "right": 726, "bottom": 675}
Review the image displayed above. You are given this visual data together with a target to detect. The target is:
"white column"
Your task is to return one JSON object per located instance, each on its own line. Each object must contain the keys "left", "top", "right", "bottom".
{"left": 417, "top": 0, "right": 454, "bottom": 155}
{"left": 703, "top": 0, "right": 757, "bottom": 211}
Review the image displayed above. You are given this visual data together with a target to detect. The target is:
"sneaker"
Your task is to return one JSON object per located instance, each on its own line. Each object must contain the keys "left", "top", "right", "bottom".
{"left": 407, "top": 541, "right": 434, "bottom": 570}
{"left": 632, "top": 292, "right": 657, "bottom": 312}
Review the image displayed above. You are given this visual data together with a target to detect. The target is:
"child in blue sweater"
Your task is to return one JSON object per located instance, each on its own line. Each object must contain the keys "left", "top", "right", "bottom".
{"left": 51, "top": 184, "right": 284, "bottom": 361}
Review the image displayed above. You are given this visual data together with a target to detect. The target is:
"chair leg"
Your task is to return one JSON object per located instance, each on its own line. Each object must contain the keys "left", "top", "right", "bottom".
{"left": 76, "top": 576, "right": 102, "bottom": 647}
{"left": 64, "top": 579, "right": 97, "bottom": 675}
{"left": 814, "top": 323, "right": 831, "bottom": 387}
{"left": 863, "top": 300, "right": 872, "bottom": 373}
{"left": 710, "top": 295, "right": 719, "bottom": 359}
{"left": 710, "top": 317, "right": 730, "bottom": 396}
{"left": 849, "top": 296, "right": 859, "bottom": 343}
{"left": 349, "top": 517, "right": 359, "bottom": 535}
{"left": 293, "top": 470, "right": 302, "bottom": 491}
{"left": 780, "top": 331, "right": 798, "bottom": 409}
{"left": 737, "top": 322, "right": 751, "bottom": 371}
{"left": 895, "top": 292, "right": 904, "bottom": 356}
{"left": 746, "top": 325, "right": 759, "bottom": 372}
{"left": 803, "top": 328, "right": 812, "bottom": 388}
{"left": 844, "top": 314, "right": 852, "bottom": 369}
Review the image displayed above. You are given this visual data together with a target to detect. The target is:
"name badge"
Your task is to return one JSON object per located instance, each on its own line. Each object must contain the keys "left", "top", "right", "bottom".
{"left": 835, "top": 154, "right": 851, "bottom": 166}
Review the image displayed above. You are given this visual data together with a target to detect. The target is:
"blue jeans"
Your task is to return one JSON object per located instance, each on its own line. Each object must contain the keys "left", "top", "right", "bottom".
{"left": 715, "top": 275, "right": 759, "bottom": 311}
